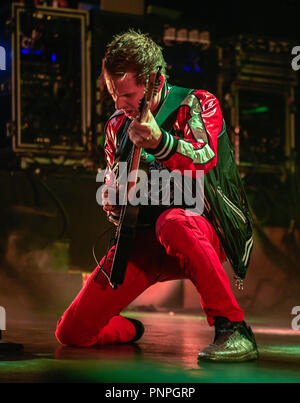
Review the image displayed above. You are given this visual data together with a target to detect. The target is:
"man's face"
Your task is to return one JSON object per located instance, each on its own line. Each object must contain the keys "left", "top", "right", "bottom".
{"left": 104, "top": 71, "right": 145, "bottom": 120}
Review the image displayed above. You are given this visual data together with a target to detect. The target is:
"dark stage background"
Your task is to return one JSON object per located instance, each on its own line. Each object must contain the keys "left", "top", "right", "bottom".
{"left": 0, "top": 0, "right": 300, "bottom": 320}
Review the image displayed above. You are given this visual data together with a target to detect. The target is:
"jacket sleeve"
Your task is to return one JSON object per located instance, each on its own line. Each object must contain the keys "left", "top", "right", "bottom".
{"left": 104, "top": 120, "right": 117, "bottom": 171}
{"left": 103, "top": 112, "right": 127, "bottom": 171}
{"left": 102, "top": 117, "right": 120, "bottom": 220}
{"left": 148, "top": 90, "right": 223, "bottom": 176}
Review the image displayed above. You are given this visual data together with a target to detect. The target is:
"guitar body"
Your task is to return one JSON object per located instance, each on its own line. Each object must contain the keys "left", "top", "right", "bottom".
{"left": 109, "top": 197, "right": 140, "bottom": 289}
{"left": 109, "top": 68, "right": 162, "bottom": 289}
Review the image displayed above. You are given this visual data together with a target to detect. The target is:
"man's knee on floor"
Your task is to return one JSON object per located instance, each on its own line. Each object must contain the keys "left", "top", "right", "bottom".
{"left": 55, "top": 322, "right": 76, "bottom": 346}
{"left": 55, "top": 320, "right": 93, "bottom": 347}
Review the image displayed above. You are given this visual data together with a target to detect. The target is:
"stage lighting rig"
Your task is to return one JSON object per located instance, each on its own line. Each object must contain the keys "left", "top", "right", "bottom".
{"left": 163, "top": 26, "right": 210, "bottom": 48}
{"left": 10, "top": 2, "right": 91, "bottom": 159}
{"left": 219, "top": 34, "right": 298, "bottom": 172}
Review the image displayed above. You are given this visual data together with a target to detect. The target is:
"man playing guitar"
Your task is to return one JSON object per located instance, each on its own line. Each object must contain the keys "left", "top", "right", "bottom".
{"left": 55, "top": 29, "right": 258, "bottom": 363}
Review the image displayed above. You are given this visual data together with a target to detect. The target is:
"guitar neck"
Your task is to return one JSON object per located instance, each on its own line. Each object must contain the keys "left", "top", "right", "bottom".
{"left": 127, "top": 97, "right": 151, "bottom": 201}
{"left": 127, "top": 145, "right": 142, "bottom": 204}
{"left": 139, "top": 101, "right": 150, "bottom": 123}
{"left": 126, "top": 68, "right": 160, "bottom": 203}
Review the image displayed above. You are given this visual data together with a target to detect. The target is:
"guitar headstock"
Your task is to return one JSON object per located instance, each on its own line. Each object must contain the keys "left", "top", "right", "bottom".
{"left": 138, "top": 66, "right": 162, "bottom": 122}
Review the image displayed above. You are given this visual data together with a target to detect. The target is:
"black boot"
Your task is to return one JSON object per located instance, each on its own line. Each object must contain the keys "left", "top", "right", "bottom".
{"left": 198, "top": 316, "right": 258, "bottom": 362}
{"left": 124, "top": 317, "right": 145, "bottom": 342}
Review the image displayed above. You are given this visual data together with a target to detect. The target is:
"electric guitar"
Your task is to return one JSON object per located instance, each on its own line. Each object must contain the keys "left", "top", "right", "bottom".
{"left": 109, "top": 67, "right": 162, "bottom": 289}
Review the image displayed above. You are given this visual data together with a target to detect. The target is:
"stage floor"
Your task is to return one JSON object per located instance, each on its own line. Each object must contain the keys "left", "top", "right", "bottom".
{"left": 0, "top": 311, "right": 300, "bottom": 383}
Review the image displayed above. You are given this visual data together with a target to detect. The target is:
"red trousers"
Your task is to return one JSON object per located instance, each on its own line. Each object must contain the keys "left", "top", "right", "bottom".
{"left": 55, "top": 208, "right": 244, "bottom": 346}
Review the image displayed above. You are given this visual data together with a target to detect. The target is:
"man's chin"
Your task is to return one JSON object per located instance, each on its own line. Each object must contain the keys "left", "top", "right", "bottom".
{"left": 124, "top": 110, "right": 137, "bottom": 119}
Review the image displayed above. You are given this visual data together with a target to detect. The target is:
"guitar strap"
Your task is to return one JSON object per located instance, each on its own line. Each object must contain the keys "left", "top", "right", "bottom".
{"left": 154, "top": 84, "right": 194, "bottom": 130}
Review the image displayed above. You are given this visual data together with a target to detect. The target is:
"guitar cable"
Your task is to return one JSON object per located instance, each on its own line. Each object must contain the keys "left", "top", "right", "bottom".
{"left": 92, "top": 226, "right": 116, "bottom": 283}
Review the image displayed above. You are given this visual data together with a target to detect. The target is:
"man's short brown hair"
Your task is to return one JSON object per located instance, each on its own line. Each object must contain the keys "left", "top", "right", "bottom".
{"left": 102, "top": 29, "right": 167, "bottom": 84}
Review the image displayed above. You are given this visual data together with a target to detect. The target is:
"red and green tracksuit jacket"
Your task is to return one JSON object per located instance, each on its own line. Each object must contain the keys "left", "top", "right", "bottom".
{"left": 104, "top": 83, "right": 254, "bottom": 280}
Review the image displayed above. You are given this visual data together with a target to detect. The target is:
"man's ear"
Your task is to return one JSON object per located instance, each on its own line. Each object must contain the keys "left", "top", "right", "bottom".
{"left": 157, "top": 74, "right": 165, "bottom": 93}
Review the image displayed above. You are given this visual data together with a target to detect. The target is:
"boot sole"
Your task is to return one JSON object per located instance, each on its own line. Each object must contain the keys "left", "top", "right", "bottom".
{"left": 198, "top": 350, "right": 259, "bottom": 363}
